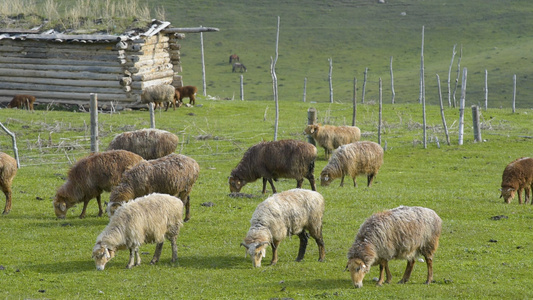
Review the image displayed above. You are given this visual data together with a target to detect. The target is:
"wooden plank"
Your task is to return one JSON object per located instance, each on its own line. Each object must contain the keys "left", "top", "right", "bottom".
{"left": 0, "top": 56, "right": 124, "bottom": 67}
{"left": 131, "top": 69, "right": 174, "bottom": 81}
{"left": 0, "top": 62, "right": 124, "bottom": 73}
{"left": 0, "top": 81, "right": 126, "bottom": 94}
{"left": 0, "top": 76, "right": 125, "bottom": 88}
{"left": 0, "top": 51, "right": 123, "bottom": 61}
{"left": 0, "top": 68, "right": 123, "bottom": 80}
{"left": 24, "top": 33, "right": 126, "bottom": 42}
{"left": 162, "top": 27, "right": 220, "bottom": 33}
{"left": 0, "top": 89, "right": 135, "bottom": 101}
{"left": 131, "top": 78, "right": 173, "bottom": 89}
{"left": 0, "top": 42, "right": 119, "bottom": 52}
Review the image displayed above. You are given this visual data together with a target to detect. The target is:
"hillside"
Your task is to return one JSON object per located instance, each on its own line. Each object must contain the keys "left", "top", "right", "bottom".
{"left": 157, "top": 0, "right": 533, "bottom": 108}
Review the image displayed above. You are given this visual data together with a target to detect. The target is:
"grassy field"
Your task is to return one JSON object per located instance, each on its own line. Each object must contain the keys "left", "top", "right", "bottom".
{"left": 0, "top": 98, "right": 532, "bottom": 299}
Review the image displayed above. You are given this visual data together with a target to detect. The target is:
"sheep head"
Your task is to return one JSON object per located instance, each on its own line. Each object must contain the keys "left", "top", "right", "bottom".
{"left": 500, "top": 187, "right": 516, "bottom": 203}
{"left": 241, "top": 241, "right": 268, "bottom": 267}
{"left": 320, "top": 171, "right": 333, "bottom": 187}
{"left": 229, "top": 176, "right": 246, "bottom": 193}
{"left": 304, "top": 124, "right": 319, "bottom": 135}
{"left": 346, "top": 258, "right": 370, "bottom": 288}
{"left": 53, "top": 192, "right": 72, "bottom": 219}
{"left": 92, "top": 243, "right": 116, "bottom": 271}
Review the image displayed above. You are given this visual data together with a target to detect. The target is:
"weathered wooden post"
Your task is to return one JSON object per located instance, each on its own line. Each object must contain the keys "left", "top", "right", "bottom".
{"left": 362, "top": 67, "right": 368, "bottom": 104}
{"left": 390, "top": 56, "right": 395, "bottom": 104}
{"left": 303, "top": 77, "right": 307, "bottom": 102}
{"left": 512, "top": 74, "right": 517, "bottom": 113}
{"left": 328, "top": 58, "right": 333, "bottom": 103}
{"left": 90, "top": 93, "right": 99, "bottom": 152}
{"left": 436, "top": 74, "right": 451, "bottom": 145}
{"left": 0, "top": 122, "right": 20, "bottom": 168}
{"left": 378, "top": 78, "right": 382, "bottom": 146}
{"left": 458, "top": 68, "right": 467, "bottom": 146}
{"left": 148, "top": 102, "right": 155, "bottom": 129}
{"left": 200, "top": 26, "right": 207, "bottom": 97}
{"left": 352, "top": 77, "right": 357, "bottom": 126}
{"left": 484, "top": 69, "right": 488, "bottom": 110}
{"left": 419, "top": 25, "right": 425, "bottom": 105}
{"left": 240, "top": 75, "right": 244, "bottom": 101}
{"left": 272, "top": 16, "right": 280, "bottom": 141}
{"left": 472, "top": 105, "right": 482, "bottom": 142}
{"left": 447, "top": 44, "right": 457, "bottom": 107}
{"left": 307, "top": 108, "right": 317, "bottom": 145}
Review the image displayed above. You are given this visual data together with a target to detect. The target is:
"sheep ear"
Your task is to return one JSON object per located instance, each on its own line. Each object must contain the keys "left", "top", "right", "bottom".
{"left": 104, "top": 248, "right": 110, "bottom": 259}
{"left": 261, "top": 248, "right": 266, "bottom": 258}
{"left": 59, "top": 203, "right": 67, "bottom": 212}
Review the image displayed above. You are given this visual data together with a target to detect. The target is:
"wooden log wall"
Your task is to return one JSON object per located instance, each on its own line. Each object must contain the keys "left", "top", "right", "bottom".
{"left": 0, "top": 32, "right": 185, "bottom": 108}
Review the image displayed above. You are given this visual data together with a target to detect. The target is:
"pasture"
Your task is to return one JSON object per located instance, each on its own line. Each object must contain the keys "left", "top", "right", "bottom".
{"left": 0, "top": 99, "right": 532, "bottom": 298}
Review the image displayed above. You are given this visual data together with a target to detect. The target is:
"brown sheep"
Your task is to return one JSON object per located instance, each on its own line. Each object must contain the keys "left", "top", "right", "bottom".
{"left": 53, "top": 150, "right": 144, "bottom": 219}
{"left": 0, "top": 152, "right": 17, "bottom": 215}
{"left": 500, "top": 157, "right": 533, "bottom": 204}
{"left": 320, "top": 141, "right": 383, "bottom": 187}
{"left": 229, "top": 139, "right": 317, "bottom": 194}
{"left": 346, "top": 206, "right": 442, "bottom": 288}
{"left": 175, "top": 86, "right": 198, "bottom": 106}
{"left": 108, "top": 153, "right": 199, "bottom": 222}
{"left": 7, "top": 94, "right": 36, "bottom": 111}
{"left": 107, "top": 128, "right": 179, "bottom": 160}
{"left": 305, "top": 124, "right": 361, "bottom": 159}
{"left": 140, "top": 84, "right": 176, "bottom": 111}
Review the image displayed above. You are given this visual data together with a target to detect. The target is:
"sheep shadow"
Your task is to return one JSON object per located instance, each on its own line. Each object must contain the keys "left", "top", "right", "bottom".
{"left": 175, "top": 254, "right": 247, "bottom": 270}
{"left": 265, "top": 278, "right": 350, "bottom": 291}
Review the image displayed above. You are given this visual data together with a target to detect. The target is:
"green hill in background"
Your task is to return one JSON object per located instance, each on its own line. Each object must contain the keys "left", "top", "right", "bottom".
{"left": 160, "top": 0, "right": 533, "bottom": 108}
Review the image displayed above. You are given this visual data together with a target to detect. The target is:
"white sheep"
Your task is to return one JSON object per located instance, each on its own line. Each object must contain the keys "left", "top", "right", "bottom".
{"left": 107, "top": 128, "right": 179, "bottom": 160}
{"left": 346, "top": 206, "right": 442, "bottom": 288}
{"left": 140, "top": 84, "right": 177, "bottom": 111}
{"left": 92, "top": 193, "right": 184, "bottom": 270}
{"left": 240, "top": 188, "right": 326, "bottom": 267}
{"left": 320, "top": 141, "right": 383, "bottom": 187}
{"left": 305, "top": 124, "right": 361, "bottom": 159}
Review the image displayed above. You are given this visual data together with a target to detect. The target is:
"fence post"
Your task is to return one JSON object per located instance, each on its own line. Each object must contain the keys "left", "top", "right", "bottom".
{"left": 378, "top": 78, "right": 382, "bottom": 146}
{"left": 90, "top": 93, "right": 99, "bottom": 153}
{"left": 303, "top": 77, "right": 307, "bottom": 102}
{"left": 352, "top": 77, "right": 357, "bottom": 126}
{"left": 512, "top": 74, "right": 517, "bottom": 113}
{"left": 472, "top": 105, "right": 482, "bottom": 142}
{"left": 240, "top": 75, "right": 244, "bottom": 101}
{"left": 307, "top": 108, "right": 317, "bottom": 145}
{"left": 149, "top": 102, "right": 155, "bottom": 128}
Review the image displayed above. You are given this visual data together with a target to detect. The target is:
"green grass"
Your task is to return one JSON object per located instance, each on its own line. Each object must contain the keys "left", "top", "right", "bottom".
{"left": 0, "top": 99, "right": 533, "bottom": 299}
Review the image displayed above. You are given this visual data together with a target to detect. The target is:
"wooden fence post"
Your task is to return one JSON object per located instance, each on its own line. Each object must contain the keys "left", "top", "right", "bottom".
{"left": 307, "top": 108, "right": 317, "bottom": 145}
{"left": 484, "top": 69, "right": 488, "bottom": 110}
{"left": 447, "top": 44, "right": 457, "bottom": 107}
{"left": 0, "top": 122, "right": 20, "bottom": 168}
{"left": 328, "top": 58, "right": 333, "bottom": 103}
{"left": 512, "top": 74, "right": 517, "bottom": 113}
{"left": 303, "top": 77, "right": 307, "bottom": 102}
{"left": 352, "top": 77, "right": 357, "bottom": 126}
{"left": 362, "top": 67, "right": 368, "bottom": 104}
{"left": 390, "top": 56, "right": 395, "bottom": 104}
{"left": 436, "top": 74, "right": 451, "bottom": 145}
{"left": 458, "top": 67, "right": 467, "bottom": 146}
{"left": 472, "top": 105, "right": 482, "bottom": 142}
{"left": 200, "top": 26, "right": 207, "bottom": 97}
{"left": 240, "top": 75, "right": 244, "bottom": 101}
{"left": 148, "top": 102, "right": 155, "bottom": 129}
{"left": 419, "top": 25, "right": 425, "bottom": 105}
{"left": 90, "top": 93, "right": 99, "bottom": 152}
{"left": 378, "top": 78, "right": 382, "bottom": 146}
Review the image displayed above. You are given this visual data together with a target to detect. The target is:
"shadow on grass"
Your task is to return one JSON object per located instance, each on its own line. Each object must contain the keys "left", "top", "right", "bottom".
{"left": 270, "top": 278, "right": 351, "bottom": 291}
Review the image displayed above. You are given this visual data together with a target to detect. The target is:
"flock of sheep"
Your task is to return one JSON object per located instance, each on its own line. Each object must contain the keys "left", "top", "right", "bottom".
{"left": 0, "top": 120, "right": 532, "bottom": 288}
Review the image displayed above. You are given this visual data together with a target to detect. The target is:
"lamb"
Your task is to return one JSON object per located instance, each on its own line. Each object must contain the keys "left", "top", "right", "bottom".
{"left": 229, "top": 139, "right": 317, "bottom": 194}
{"left": 500, "top": 157, "right": 533, "bottom": 204}
{"left": 140, "top": 84, "right": 177, "bottom": 111}
{"left": 175, "top": 86, "right": 198, "bottom": 106}
{"left": 7, "top": 94, "right": 36, "bottom": 111}
{"left": 0, "top": 152, "right": 17, "bottom": 215}
{"left": 346, "top": 206, "right": 442, "bottom": 288}
{"left": 92, "top": 193, "right": 184, "bottom": 270}
{"left": 240, "top": 188, "right": 325, "bottom": 267}
{"left": 107, "top": 128, "right": 179, "bottom": 160}
{"left": 108, "top": 153, "right": 199, "bottom": 222}
{"left": 304, "top": 124, "right": 361, "bottom": 159}
{"left": 53, "top": 150, "right": 144, "bottom": 219}
{"left": 320, "top": 141, "right": 383, "bottom": 188}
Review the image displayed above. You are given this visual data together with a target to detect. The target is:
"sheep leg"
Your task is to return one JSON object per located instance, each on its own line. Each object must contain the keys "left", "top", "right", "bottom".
{"left": 127, "top": 247, "right": 140, "bottom": 269}
{"left": 96, "top": 195, "right": 104, "bottom": 217}
{"left": 340, "top": 174, "right": 345, "bottom": 187}
{"left": 377, "top": 260, "right": 391, "bottom": 286}
{"left": 184, "top": 196, "right": 191, "bottom": 222}
{"left": 296, "top": 231, "right": 309, "bottom": 262}
{"left": 398, "top": 260, "right": 416, "bottom": 284}
{"left": 79, "top": 200, "right": 89, "bottom": 219}
{"left": 518, "top": 189, "right": 523, "bottom": 204}
{"left": 151, "top": 243, "right": 164, "bottom": 264}
{"left": 367, "top": 173, "right": 375, "bottom": 187}
{"left": 309, "top": 226, "right": 325, "bottom": 262}
{"left": 2, "top": 186, "right": 11, "bottom": 215}
{"left": 263, "top": 178, "right": 277, "bottom": 194}
{"left": 424, "top": 256, "right": 434, "bottom": 284}
{"left": 270, "top": 240, "right": 281, "bottom": 266}
{"left": 296, "top": 179, "right": 304, "bottom": 189}
{"left": 170, "top": 235, "right": 178, "bottom": 263}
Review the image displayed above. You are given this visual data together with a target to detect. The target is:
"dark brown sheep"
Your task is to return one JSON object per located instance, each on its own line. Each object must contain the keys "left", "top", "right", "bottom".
{"left": 229, "top": 139, "right": 317, "bottom": 194}
{"left": 7, "top": 94, "right": 36, "bottom": 111}
{"left": 500, "top": 157, "right": 533, "bottom": 204}
{"left": 53, "top": 150, "right": 144, "bottom": 219}
{"left": 107, "top": 129, "right": 179, "bottom": 160}
{"left": 0, "top": 152, "right": 17, "bottom": 215}
{"left": 175, "top": 86, "right": 198, "bottom": 106}
{"left": 108, "top": 154, "right": 200, "bottom": 222}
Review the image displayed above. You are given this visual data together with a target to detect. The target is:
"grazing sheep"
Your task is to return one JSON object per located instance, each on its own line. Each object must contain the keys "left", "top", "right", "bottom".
{"left": 241, "top": 189, "right": 325, "bottom": 267}
{"left": 108, "top": 153, "right": 199, "bottom": 222}
{"left": 175, "top": 86, "right": 198, "bottom": 106}
{"left": 53, "top": 150, "right": 144, "bottom": 219}
{"left": 7, "top": 94, "right": 36, "bottom": 111}
{"left": 0, "top": 152, "right": 17, "bottom": 215}
{"left": 304, "top": 124, "right": 361, "bottom": 159}
{"left": 229, "top": 54, "right": 240, "bottom": 64}
{"left": 500, "top": 157, "right": 533, "bottom": 204}
{"left": 320, "top": 141, "right": 383, "bottom": 188}
{"left": 232, "top": 63, "right": 247, "bottom": 73}
{"left": 346, "top": 206, "right": 442, "bottom": 288}
{"left": 229, "top": 139, "right": 317, "bottom": 194}
{"left": 141, "top": 84, "right": 176, "bottom": 111}
{"left": 92, "top": 193, "right": 184, "bottom": 270}
{"left": 107, "top": 129, "right": 179, "bottom": 160}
